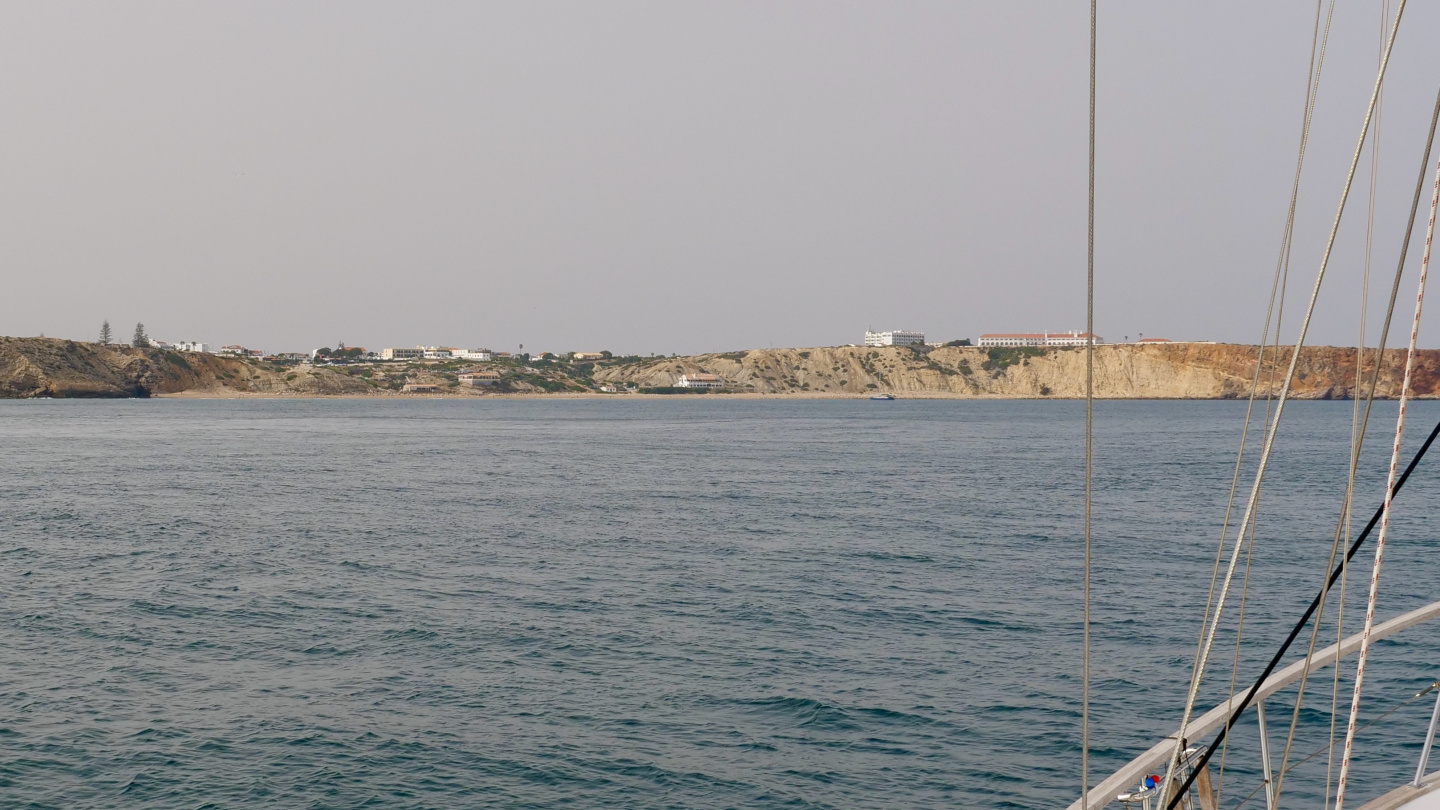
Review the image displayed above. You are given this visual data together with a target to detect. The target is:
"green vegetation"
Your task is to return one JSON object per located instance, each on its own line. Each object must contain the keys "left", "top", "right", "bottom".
{"left": 945, "top": 339, "right": 972, "bottom": 347}
{"left": 515, "top": 373, "right": 569, "bottom": 392}
{"left": 163, "top": 352, "right": 191, "bottom": 370}
{"left": 131, "top": 323, "right": 148, "bottom": 348}
{"left": 99, "top": 320, "right": 112, "bottom": 345}
{"left": 982, "top": 346, "right": 1044, "bottom": 373}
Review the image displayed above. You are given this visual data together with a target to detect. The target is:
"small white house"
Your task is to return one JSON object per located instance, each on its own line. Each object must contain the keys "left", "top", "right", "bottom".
{"left": 459, "top": 370, "right": 501, "bottom": 386}
{"left": 676, "top": 373, "right": 723, "bottom": 389}
{"left": 455, "top": 349, "right": 493, "bottom": 361}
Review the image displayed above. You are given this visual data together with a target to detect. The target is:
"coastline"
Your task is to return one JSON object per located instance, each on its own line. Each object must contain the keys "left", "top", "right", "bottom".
{"left": 150, "top": 390, "right": 1437, "bottom": 401}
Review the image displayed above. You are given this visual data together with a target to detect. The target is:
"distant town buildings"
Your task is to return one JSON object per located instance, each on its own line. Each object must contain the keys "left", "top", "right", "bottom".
{"left": 219, "top": 345, "right": 264, "bottom": 358}
{"left": 380, "top": 346, "right": 494, "bottom": 361}
{"left": 864, "top": 330, "right": 926, "bottom": 347}
{"left": 675, "top": 372, "right": 723, "bottom": 389}
{"left": 149, "top": 339, "right": 210, "bottom": 352}
{"left": 459, "top": 370, "right": 501, "bottom": 386}
{"left": 401, "top": 382, "right": 439, "bottom": 393}
{"left": 978, "top": 331, "right": 1103, "bottom": 347}
{"left": 571, "top": 352, "right": 606, "bottom": 361}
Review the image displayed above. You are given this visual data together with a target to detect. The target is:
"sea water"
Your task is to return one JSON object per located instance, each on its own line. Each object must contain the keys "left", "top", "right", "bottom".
{"left": 2, "top": 398, "right": 1440, "bottom": 809}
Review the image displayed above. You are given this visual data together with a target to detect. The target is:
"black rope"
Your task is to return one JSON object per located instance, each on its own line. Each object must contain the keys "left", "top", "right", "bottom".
{"left": 1166, "top": 414, "right": 1440, "bottom": 809}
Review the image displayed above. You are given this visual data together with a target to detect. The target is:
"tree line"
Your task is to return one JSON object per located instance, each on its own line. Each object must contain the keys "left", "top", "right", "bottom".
{"left": 97, "top": 320, "right": 150, "bottom": 348}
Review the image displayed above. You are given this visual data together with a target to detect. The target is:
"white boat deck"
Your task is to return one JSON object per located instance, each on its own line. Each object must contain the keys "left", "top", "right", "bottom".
{"left": 1358, "top": 771, "right": 1440, "bottom": 810}
{"left": 1068, "top": 600, "right": 1440, "bottom": 810}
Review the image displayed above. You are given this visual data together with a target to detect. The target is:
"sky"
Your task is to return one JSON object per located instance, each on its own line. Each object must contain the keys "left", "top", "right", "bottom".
{"left": 2, "top": 1, "right": 1440, "bottom": 355}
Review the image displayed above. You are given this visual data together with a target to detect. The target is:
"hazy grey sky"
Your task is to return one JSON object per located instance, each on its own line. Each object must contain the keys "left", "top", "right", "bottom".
{"left": 4, "top": 1, "right": 1440, "bottom": 354}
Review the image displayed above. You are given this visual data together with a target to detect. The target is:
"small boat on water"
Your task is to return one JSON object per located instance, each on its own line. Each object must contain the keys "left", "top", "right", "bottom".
{"left": 869, "top": 393, "right": 894, "bottom": 401}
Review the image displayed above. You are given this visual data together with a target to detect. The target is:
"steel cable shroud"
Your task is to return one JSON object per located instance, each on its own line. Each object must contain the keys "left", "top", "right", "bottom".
{"left": 1080, "top": 0, "right": 1096, "bottom": 807}
{"left": 1333, "top": 99, "right": 1440, "bottom": 810}
{"left": 1159, "top": 3, "right": 1408, "bottom": 805}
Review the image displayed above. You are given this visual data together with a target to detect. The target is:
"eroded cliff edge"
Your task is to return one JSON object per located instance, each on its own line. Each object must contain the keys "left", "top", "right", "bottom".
{"left": 593, "top": 343, "right": 1440, "bottom": 399}
{"left": 0, "top": 338, "right": 373, "bottom": 398}
{"left": 3, "top": 338, "right": 1436, "bottom": 399}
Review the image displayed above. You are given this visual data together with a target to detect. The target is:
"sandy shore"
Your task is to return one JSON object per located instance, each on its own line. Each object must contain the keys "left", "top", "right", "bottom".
{"left": 150, "top": 390, "right": 1371, "bottom": 401}
{"left": 153, "top": 389, "right": 1043, "bottom": 401}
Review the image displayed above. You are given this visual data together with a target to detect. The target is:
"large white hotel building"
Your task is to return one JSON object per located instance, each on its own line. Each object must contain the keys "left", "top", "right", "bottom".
{"left": 864, "top": 330, "right": 926, "bottom": 347}
{"left": 977, "top": 331, "right": 1103, "bottom": 347}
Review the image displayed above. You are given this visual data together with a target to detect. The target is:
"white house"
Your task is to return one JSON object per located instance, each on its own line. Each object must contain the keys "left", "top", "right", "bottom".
{"left": 381, "top": 347, "right": 425, "bottom": 360}
{"left": 455, "top": 349, "right": 493, "bottom": 361}
{"left": 978, "top": 331, "right": 1103, "bottom": 347}
{"left": 459, "top": 370, "right": 501, "bottom": 386}
{"left": 676, "top": 373, "right": 723, "bottom": 389}
{"left": 864, "top": 330, "right": 925, "bottom": 347}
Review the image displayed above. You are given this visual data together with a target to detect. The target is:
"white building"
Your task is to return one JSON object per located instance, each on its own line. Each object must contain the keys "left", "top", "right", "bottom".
{"left": 675, "top": 373, "right": 723, "bottom": 389}
{"left": 455, "top": 349, "right": 493, "bottom": 361}
{"left": 152, "top": 339, "right": 209, "bottom": 352}
{"left": 977, "top": 331, "right": 1103, "bottom": 347}
{"left": 571, "top": 352, "right": 606, "bottom": 361}
{"left": 864, "top": 330, "right": 926, "bottom": 347}
{"left": 381, "top": 347, "right": 425, "bottom": 360}
{"left": 459, "top": 370, "right": 501, "bottom": 386}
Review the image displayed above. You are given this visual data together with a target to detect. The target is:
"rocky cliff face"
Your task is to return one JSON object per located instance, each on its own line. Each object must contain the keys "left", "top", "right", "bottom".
{"left": 4, "top": 338, "right": 1434, "bottom": 399}
{"left": 0, "top": 338, "right": 375, "bottom": 398}
{"left": 592, "top": 343, "right": 1440, "bottom": 399}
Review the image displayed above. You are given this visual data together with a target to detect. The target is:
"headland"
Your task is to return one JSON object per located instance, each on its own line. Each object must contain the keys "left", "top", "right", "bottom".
{"left": 1, "top": 336, "right": 1435, "bottom": 400}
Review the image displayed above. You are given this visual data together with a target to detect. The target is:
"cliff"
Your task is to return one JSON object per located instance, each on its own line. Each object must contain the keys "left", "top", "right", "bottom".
{"left": 0, "top": 338, "right": 375, "bottom": 398}
{"left": 592, "top": 343, "right": 1440, "bottom": 399}
{"left": 4, "top": 338, "right": 1436, "bottom": 399}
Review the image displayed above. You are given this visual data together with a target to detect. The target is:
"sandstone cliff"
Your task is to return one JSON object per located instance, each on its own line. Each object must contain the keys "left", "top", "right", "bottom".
{"left": 592, "top": 343, "right": 1440, "bottom": 399}
{"left": 0, "top": 338, "right": 375, "bottom": 398}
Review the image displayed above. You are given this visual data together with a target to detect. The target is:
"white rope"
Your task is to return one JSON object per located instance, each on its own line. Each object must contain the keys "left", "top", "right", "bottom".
{"left": 1158, "top": 5, "right": 1406, "bottom": 805}
{"left": 1333, "top": 115, "right": 1440, "bottom": 810}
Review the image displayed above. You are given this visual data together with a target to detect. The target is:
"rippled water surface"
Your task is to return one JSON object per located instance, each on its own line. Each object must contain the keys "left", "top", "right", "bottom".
{"left": 4, "top": 398, "right": 1440, "bottom": 809}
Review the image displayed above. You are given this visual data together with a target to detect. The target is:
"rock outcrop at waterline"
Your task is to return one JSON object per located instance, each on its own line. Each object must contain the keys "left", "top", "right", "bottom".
{"left": 0, "top": 338, "right": 373, "bottom": 398}
{"left": 592, "top": 343, "right": 1440, "bottom": 399}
